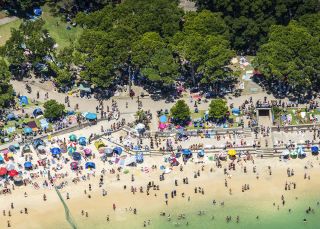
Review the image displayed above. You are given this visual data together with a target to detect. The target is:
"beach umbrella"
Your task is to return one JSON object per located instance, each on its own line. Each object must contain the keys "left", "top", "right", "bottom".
{"left": 51, "top": 147, "right": 61, "bottom": 156}
{"left": 198, "top": 149, "right": 205, "bottom": 157}
{"left": 228, "top": 149, "right": 237, "bottom": 156}
{"left": 159, "top": 115, "right": 167, "bottom": 123}
{"left": 23, "top": 127, "right": 33, "bottom": 135}
{"left": 24, "top": 162, "right": 32, "bottom": 169}
{"left": 72, "top": 152, "right": 81, "bottom": 161}
{"left": 135, "top": 153, "right": 144, "bottom": 163}
{"left": 0, "top": 167, "right": 7, "bottom": 176}
{"left": 84, "top": 148, "right": 92, "bottom": 156}
{"left": 311, "top": 145, "right": 319, "bottom": 155}
{"left": 182, "top": 149, "right": 192, "bottom": 156}
{"left": 70, "top": 162, "right": 78, "bottom": 170}
{"left": 113, "top": 147, "right": 123, "bottom": 155}
{"left": 6, "top": 163, "right": 15, "bottom": 171}
{"left": 159, "top": 123, "right": 166, "bottom": 129}
{"left": 0, "top": 155, "right": 4, "bottom": 163}
{"left": 67, "top": 147, "right": 76, "bottom": 154}
{"left": 85, "top": 162, "right": 95, "bottom": 169}
{"left": 68, "top": 142, "right": 77, "bottom": 148}
{"left": 13, "top": 143, "right": 20, "bottom": 149}
{"left": 7, "top": 152, "right": 14, "bottom": 158}
{"left": 8, "top": 170, "right": 18, "bottom": 177}
{"left": 78, "top": 137, "right": 87, "bottom": 146}
{"left": 69, "top": 134, "right": 77, "bottom": 142}
{"left": 6, "top": 113, "right": 16, "bottom": 120}
{"left": 85, "top": 112, "right": 97, "bottom": 120}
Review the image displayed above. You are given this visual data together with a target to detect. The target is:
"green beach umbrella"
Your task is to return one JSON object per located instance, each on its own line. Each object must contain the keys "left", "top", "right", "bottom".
{"left": 69, "top": 134, "right": 77, "bottom": 141}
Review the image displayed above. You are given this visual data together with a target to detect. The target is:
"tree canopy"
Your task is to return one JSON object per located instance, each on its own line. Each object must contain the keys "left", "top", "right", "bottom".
{"left": 170, "top": 100, "right": 191, "bottom": 125}
{"left": 254, "top": 21, "right": 320, "bottom": 96}
{"left": 0, "top": 59, "right": 14, "bottom": 108}
{"left": 208, "top": 98, "right": 228, "bottom": 120}
{"left": 43, "top": 99, "right": 65, "bottom": 120}
{"left": 193, "top": 0, "right": 320, "bottom": 53}
{"left": 1, "top": 0, "right": 44, "bottom": 15}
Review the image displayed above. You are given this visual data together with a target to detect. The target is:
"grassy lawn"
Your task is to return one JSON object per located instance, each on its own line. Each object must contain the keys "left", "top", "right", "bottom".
{"left": 0, "top": 5, "right": 82, "bottom": 50}
{"left": 273, "top": 108, "right": 320, "bottom": 125}
{"left": 41, "top": 5, "right": 83, "bottom": 50}
{"left": 0, "top": 19, "right": 21, "bottom": 46}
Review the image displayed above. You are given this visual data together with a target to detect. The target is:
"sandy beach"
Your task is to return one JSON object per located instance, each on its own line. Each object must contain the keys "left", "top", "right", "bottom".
{"left": 1, "top": 149, "right": 319, "bottom": 229}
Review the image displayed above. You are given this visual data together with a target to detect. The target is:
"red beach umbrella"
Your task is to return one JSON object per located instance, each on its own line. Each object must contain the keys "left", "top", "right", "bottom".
{"left": 8, "top": 170, "right": 18, "bottom": 177}
{"left": 0, "top": 167, "right": 7, "bottom": 176}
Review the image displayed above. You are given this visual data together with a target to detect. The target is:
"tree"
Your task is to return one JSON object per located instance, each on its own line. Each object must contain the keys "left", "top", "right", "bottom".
{"left": 2, "top": 19, "right": 56, "bottom": 80}
{"left": 254, "top": 22, "right": 320, "bottom": 96}
{"left": 170, "top": 100, "right": 191, "bottom": 125}
{"left": 171, "top": 32, "right": 235, "bottom": 88}
{"left": 0, "top": 59, "right": 14, "bottom": 108}
{"left": 208, "top": 99, "right": 228, "bottom": 120}
{"left": 193, "top": 0, "right": 320, "bottom": 53}
{"left": 1, "top": 0, "right": 44, "bottom": 15}
{"left": 43, "top": 100, "right": 65, "bottom": 120}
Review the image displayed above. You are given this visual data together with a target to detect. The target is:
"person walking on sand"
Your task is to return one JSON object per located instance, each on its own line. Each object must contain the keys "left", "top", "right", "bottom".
{"left": 113, "top": 203, "right": 116, "bottom": 211}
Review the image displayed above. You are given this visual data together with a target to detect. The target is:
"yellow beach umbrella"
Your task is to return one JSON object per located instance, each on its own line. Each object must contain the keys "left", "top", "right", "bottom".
{"left": 228, "top": 149, "right": 236, "bottom": 156}
{"left": 7, "top": 153, "right": 14, "bottom": 158}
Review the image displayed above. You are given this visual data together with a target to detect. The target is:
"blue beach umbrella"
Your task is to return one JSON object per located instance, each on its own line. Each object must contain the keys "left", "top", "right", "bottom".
{"left": 85, "top": 112, "right": 97, "bottom": 120}
{"left": 72, "top": 152, "right": 81, "bottom": 161}
{"left": 85, "top": 162, "right": 96, "bottom": 169}
{"left": 311, "top": 145, "right": 319, "bottom": 155}
{"left": 113, "top": 147, "right": 123, "bottom": 155}
{"left": 51, "top": 148, "right": 61, "bottom": 156}
{"left": 23, "top": 127, "right": 32, "bottom": 134}
{"left": 159, "top": 115, "right": 167, "bottom": 123}
{"left": 24, "top": 161, "right": 32, "bottom": 169}
{"left": 78, "top": 137, "right": 87, "bottom": 146}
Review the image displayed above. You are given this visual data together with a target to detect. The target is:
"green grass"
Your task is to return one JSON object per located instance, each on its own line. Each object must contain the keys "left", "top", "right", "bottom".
{"left": 0, "top": 19, "right": 21, "bottom": 46}
{"left": 0, "top": 5, "right": 83, "bottom": 50}
{"left": 273, "top": 108, "right": 320, "bottom": 125}
{"left": 41, "top": 5, "right": 83, "bottom": 50}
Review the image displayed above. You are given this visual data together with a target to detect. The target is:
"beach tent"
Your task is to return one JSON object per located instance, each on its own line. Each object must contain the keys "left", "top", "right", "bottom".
{"left": 33, "top": 108, "right": 43, "bottom": 117}
{"left": 0, "top": 167, "right": 7, "bottom": 176}
{"left": 228, "top": 149, "right": 237, "bottom": 156}
{"left": 6, "top": 113, "right": 16, "bottom": 121}
{"left": 8, "top": 170, "right": 18, "bottom": 177}
{"left": 24, "top": 162, "right": 32, "bottom": 169}
{"left": 6, "top": 163, "right": 15, "bottom": 171}
{"left": 218, "top": 152, "right": 227, "bottom": 160}
{"left": 135, "top": 123, "right": 145, "bottom": 133}
{"left": 51, "top": 147, "right": 61, "bottom": 156}
{"left": 85, "top": 162, "right": 95, "bottom": 169}
{"left": 22, "top": 145, "right": 31, "bottom": 154}
{"left": 0, "top": 155, "right": 4, "bottom": 164}
{"left": 290, "top": 150, "right": 298, "bottom": 159}
{"left": 136, "top": 153, "right": 144, "bottom": 163}
{"left": 23, "top": 127, "right": 32, "bottom": 135}
{"left": 78, "top": 137, "right": 87, "bottom": 146}
{"left": 19, "top": 96, "right": 28, "bottom": 106}
{"left": 198, "top": 149, "right": 205, "bottom": 157}
{"left": 94, "top": 141, "right": 105, "bottom": 150}
{"left": 85, "top": 112, "right": 97, "bottom": 121}
{"left": 159, "top": 115, "right": 168, "bottom": 123}
{"left": 72, "top": 152, "right": 81, "bottom": 161}
{"left": 231, "top": 108, "right": 241, "bottom": 116}
{"left": 124, "top": 156, "right": 137, "bottom": 166}
{"left": 70, "top": 162, "right": 78, "bottom": 170}
{"left": 33, "top": 139, "right": 44, "bottom": 149}
{"left": 113, "top": 147, "right": 123, "bottom": 155}
{"left": 69, "top": 134, "right": 77, "bottom": 142}
{"left": 102, "top": 148, "right": 113, "bottom": 156}
{"left": 311, "top": 145, "right": 319, "bottom": 155}
{"left": 13, "top": 175, "right": 23, "bottom": 186}
{"left": 9, "top": 145, "right": 16, "bottom": 152}
{"left": 79, "top": 84, "right": 91, "bottom": 93}
{"left": 14, "top": 143, "right": 20, "bottom": 149}
{"left": 39, "top": 119, "right": 49, "bottom": 130}
{"left": 297, "top": 146, "right": 306, "bottom": 158}
{"left": 281, "top": 150, "right": 290, "bottom": 159}
{"left": 33, "top": 8, "right": 42, "bottom": 16}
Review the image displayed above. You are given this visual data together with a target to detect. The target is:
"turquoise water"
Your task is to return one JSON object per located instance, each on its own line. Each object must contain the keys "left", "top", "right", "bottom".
{"left": 149, "top": 197, "right": 320, "bottom": 229}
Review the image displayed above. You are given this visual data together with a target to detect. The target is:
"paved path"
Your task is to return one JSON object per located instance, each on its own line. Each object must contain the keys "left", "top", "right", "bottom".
{"left": 0, "top": 16, "right": 18, "bottom": 26}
